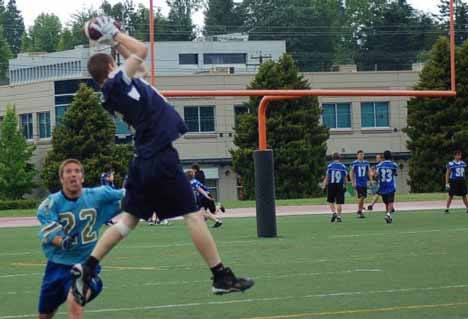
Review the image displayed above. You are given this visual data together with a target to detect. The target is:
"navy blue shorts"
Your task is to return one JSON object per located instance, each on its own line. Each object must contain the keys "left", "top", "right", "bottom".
{"left": 123, "top": 145, "right": 198, "bottom": 220}
{"left": 38, "top": 261, "right": 102, "bottom": 314}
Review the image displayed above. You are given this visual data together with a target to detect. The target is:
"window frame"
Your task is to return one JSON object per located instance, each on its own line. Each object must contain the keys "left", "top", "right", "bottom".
{"left": 322, "top": 102, "right": 352, "bottom": 130}
{"left": 360, "top": 101, "right": 390, "bottom": 129}
{"left": 20, "top": 113, "right": 34, "bottom": 140}
{"left": 179, "top": 53, "right": 199, "bottom": 65}
{"left": 203, "top": 53, "right": 247, "bottom": 65}
{"left": 184, "top": 105, "right": 216, "bottom": 133}
{"left": 37, "top": 111, "right": 51, "bottom": 139}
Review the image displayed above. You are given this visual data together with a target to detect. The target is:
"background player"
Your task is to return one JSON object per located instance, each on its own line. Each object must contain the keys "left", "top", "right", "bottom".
{"left": 186, "top": 169, "right": 223, "bottom": 228}
{"left": 37, "top": 159, "right": 123, "bottom": 318}
{"left": 367, "top": 154, "right": 383, "bottom": 211}
{"left": 350, "top": 150, "right": 370, "bottom": 218}
{"left": 376, "top": 151, "right": 398, "bottom": 224}
{"left": 445, "top": 150, "right": 468, "bottom": 213}
{"left": 72, "top": 16, "right": 253, "bottom": 306}
{"left": 323, "top": 152, "right": 348, "bottom": 223}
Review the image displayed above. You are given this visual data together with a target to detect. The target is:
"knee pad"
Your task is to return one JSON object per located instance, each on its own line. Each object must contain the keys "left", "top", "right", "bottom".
{"left": 115, "top": 220, "right": 131, "bottom": 238}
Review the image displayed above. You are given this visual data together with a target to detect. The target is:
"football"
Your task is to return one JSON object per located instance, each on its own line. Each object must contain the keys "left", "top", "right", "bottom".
{"left": 84, "top": 17, "right": 121, "bottom": 41}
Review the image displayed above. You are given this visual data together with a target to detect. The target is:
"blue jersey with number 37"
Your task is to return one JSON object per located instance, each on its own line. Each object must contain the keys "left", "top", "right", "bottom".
{"left": 376, "top": 161, "right": 398, "bottom": 194}
{"left": 37, "top": 187, "right": 124, "bottom": 265}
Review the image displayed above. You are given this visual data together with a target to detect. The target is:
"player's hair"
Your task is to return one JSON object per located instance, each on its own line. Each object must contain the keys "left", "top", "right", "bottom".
{"left": 59, "top": 159, "right": 84, "bottom": 178}
{"left": 88, "top": 53, "right": 115, "bottom": 85}
{"left": 357, "top": 150, "right": 364, "bottom": 154}
{"left": 191, "top": 164, "right": 200, "bottom": 171}
{"left": 332, "top": 152, "right": 341, "bottom": 160}
{"left": 383, "top": 150, "right": 392, "bottom": 160}
{"left": 185, "top": 169, "right": 194, "bottom": 179}
{"left": 454, "top": 150, "right": 462, "bottom": 156}
{"left": 103, "top": 163, "right": 113, "bottom": 173}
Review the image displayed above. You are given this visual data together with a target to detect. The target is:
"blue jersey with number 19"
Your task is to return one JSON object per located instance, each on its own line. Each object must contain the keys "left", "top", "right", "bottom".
{"left": 327, "top": 162, "right": 348, "bottom": 185}
{"left": 36, "top": 187, "right": 124, "bottom": 265}
{"left": 376, "top": 161, "right": 398, "bottom": 194}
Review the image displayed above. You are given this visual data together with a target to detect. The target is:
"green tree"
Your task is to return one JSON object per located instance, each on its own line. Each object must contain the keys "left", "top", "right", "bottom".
{"left": 3, "top": 0, "right": 24, "bottom": 56}
{"left": 57, "top": 28, "right": 74, "bottom": 51}
{"left": 165, "top": 0, "right": 201, "bottom": 41}
{"left": 0, "top": 104, "right": 36, "bottom": 199}
{"left": 20, "top": 31, "right": 32, "bottom": 52}
{"left": 29, "top": 13, "right": 62, "bottom": 52}
{"left": 231, "top": 54, "right": 329, "bottom": 199}
{"left": 0, "top": 25, "right": 12, "bottom": 80}
{"left": 41, "top": 84, "right": 131, "bottom": 192}
{"left": 203, "top": 0, "right": 243, "bottom": 35}
{"left": 439, "top": 0, "right": 468, "bottom": 45}
{"left": 405, "top": 37, "right": 468, "bottom": 192}
{"left": 240, "top": 0, "right": 341, "bottom": 71}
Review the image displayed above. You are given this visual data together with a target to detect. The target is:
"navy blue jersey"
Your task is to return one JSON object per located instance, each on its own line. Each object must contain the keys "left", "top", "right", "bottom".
{"left": 327, "top": 162, "right": 348, "bottom": 185}
{"left": 37, "top": 187, "right": 124, "bottom": 265}
{"left": 100, "top": 172, "right": 115, "bottom": 188}
{"left": 101, "top": 68, "right": 188, "bottom": 158}
{"left": 376, "top": 160, "right": 398, "bottom": 194}
{"left": 447, "top": 161, "right": 467, "bottom": 181}
{"left": 352, "top": 160, "right": 370, "bottom": 187}
{"left": 190, "top": 178, "right": 209, "bottom": 202}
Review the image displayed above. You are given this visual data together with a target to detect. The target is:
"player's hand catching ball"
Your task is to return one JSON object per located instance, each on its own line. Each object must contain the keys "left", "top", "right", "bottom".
{"left": 84, "top": 16, "right": 121, "bottom": 45}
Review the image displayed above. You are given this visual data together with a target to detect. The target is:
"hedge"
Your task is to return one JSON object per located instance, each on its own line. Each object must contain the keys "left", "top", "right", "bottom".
{"left": 0, "top": 199, "right": 40, "bottom": 210}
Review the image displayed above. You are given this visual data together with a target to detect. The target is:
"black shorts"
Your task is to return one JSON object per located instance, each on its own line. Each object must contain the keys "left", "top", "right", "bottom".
{"left": 122, "top": 146, "right": 198, "bottom": 220}
{"left": 356, "top": 186, "right": 367, "bottom": 198}
{"left": 199, "top": 196, "right": 216, "bottom": 214}
{"left": 381, "top": 192, "right": 395, "bottom": 205}
{"left": 327, "top": 184, "right": 345, "bottom": 205}
{"left": 449, "top": 180, "right": 467, "bottom": 196}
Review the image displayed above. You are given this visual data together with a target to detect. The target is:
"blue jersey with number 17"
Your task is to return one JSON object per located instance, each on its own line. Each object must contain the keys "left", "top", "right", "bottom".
{"left": 36, "top": 187, "right": 124, "bottom": 265}
{"left": 376, "top": 161, "right": 398, "bottom": 194}
{"left": 352, "top": 160, "right": 370, "bottom": 187}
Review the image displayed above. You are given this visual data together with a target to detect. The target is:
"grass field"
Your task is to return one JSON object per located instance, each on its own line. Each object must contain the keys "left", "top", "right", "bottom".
{"left": 0, "top": 193, "right": 449, "bottom": 218}
{"left": 1, "top": 210, "right": 468, "bottom": 318}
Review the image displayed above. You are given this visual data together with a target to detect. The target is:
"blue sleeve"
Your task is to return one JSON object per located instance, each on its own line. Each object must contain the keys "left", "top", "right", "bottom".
{"left": 97, "top": 202, "right": 122, "bottom": 226}
{"left": 102, "top": 69, "right": 133, "bottom": 103}
{"left": 94, "top": 186, "right": 125, "bottom": 204}
{"left": 36, "top": 197, "right": 66, "bottom": 244}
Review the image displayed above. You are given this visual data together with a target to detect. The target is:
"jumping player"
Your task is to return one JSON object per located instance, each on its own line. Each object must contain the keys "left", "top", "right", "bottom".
{"left": 350, "top": 150, "right": 370, "bottom": 218}
{"left": 324, "top": 152, "right": 348, "bottom": 223}
{"left": 445, "top": 150, "right": 468, "bottom": 214}
{"left": 37, "top": 159, "right": 123, "bottom": 318}
{"left": 376, "top": 151, "right": 398, "bottom": 224}
{"left": 71, "top": 16, "right": 253, "bottom": 306}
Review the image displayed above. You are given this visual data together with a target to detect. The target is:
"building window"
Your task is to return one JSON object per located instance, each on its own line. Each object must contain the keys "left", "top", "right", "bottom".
{"left": 20, "top": 113, "right": 33, "bottom": 139}
{"left": 179, "top": 54, "right": 198, "bottom": 65}
{"left": 361, "top": 102, "right": 389, "bottom": 128}
{"left": 55, "top": 105, "right": 69, "bottom": 126}
{"left": 205, "top": 179, "right": 218, "bottom": 200}
{"left": 203, "top": 53, "right": 247, "bottom": 64}
{"left": 184, "top": 106, "right": 215, "bottom": 133}
{"left": 38, "top": 112, "right": 51, "bottom": 138}
{"left": 322, "top": 103, "right": 351, "bottom": 129}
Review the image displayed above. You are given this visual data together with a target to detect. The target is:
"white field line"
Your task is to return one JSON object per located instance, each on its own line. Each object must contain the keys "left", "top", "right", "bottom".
{"left": 1, "top": 284, "right": 468, "bottom": 318}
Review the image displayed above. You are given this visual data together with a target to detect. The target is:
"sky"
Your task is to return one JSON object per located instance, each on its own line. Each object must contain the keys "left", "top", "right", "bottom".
{"left": 16, "top": 0, "right": 441, "bottom": 29}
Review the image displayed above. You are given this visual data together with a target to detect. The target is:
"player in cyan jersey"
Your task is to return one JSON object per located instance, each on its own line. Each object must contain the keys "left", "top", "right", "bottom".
{"left": 376, "top": 150, "right": 398, "bottom": 224}
{"left": 37, "top": 159, "right": 123, "bottom": 318}
{"left": 350, "top": 150, "right": 370, "bottom": 218}
{"left": 324, "top": 152, "right": 348, "bottom": 223}
{"left": 445, "top": 150, "right": 468, "bottom": 213}
{"left": 71, "top": 16, "right": 253, "bottom": 305}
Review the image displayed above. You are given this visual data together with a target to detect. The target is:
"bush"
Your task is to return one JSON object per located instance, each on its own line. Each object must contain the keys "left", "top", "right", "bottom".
{"left": 0, "top": 199, "right": 39, "bottom": 210}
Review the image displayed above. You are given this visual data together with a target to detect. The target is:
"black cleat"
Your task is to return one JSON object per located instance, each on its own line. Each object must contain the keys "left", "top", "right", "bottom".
{"left": 358, "top": 212, "right": 365, "bottom": 219}
{"left": 384, "top": 214, "right": 392, "bottom": 224}
{"left": 445, "top": 209, "right": 449, "bottom": 214}
{"left": 330, "top": 213, "right": 337, "bottom": 223}
{"left": 367, "top": 205, "right": 373, "bottom": 211}
{"left": 391, "top": 208, "right": 395, "bottom": 213}
{"left": 212, "top": 267, "right": 254, "bottom": 295}
{"left": 71, "top": 264, "right": 90, "bottom": 306}
{"left": 336, "top": 216, "right": 343, "bottom": 223}
{"left": 212, "top": 220, "right": 223, "bottom": 228}
{"left": 220, "top": 205, "right": 226, "bottom": 213}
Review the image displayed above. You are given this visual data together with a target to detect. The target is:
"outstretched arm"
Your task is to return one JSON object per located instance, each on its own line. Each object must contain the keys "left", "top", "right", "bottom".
{"left": 113, "top": 32, "right": 148, "bottom": 78}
